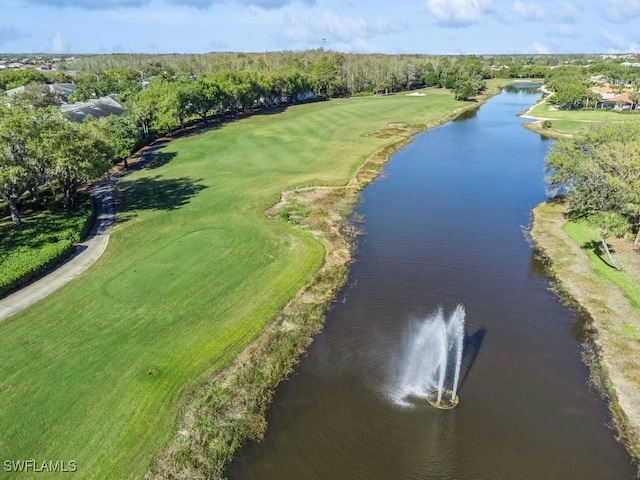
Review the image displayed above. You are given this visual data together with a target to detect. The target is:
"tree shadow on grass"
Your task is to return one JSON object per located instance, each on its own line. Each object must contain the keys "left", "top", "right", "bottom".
{"left": 582, "top": 240, "right": 618, "bottom": 269}
{"left": 114, "top": 175, "right": 207, "bottom": 222}
{"left": 170, "top": 105, "right": 292, "bottom": 141}
{"left": 1, "top": 215, "right": 75, "bottom": 251}
{"left": 0, "top": 197, "right": 92, "bottom": 252}
{"left": 146, "top": 151, "right": 178, "bottom": 170}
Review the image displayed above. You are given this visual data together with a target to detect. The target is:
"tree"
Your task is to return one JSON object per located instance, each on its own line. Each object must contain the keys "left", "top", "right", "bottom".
{"left": 130, "top": 87, "right": 155, "bottom": 138}
{"left": 453, "top": 73, "right": 485, "bottom": 101}
{"left": 12, "top": 84, "right": 62, "bottom": 108}
{"left": 0, "top": 69, "right": 49, "bottom": 91}
{"left": 545, "top": 122, "right": 640, "bottom": 256}
{"left": 0, "top": 104, "right": 40, "bottom": 226}
{"left": 630, "top": 91, "right": 640, "bottom": 111}
{"left": 99, "top": 115, "right": 140, "bottom": 167}
{"left": 548, "top": 83, "right": 588, "bottom": 110}
{"left": 190, "top": 75, "right": 223, "bottom": 121}
{"left": 49, "top": 122, "right": 112, "bottom": 208}
{"left": 131, "top": 78, "right": 181, "bottom": 135}
{"left": 311, "top": 57, "right": 343, "bottom": 98}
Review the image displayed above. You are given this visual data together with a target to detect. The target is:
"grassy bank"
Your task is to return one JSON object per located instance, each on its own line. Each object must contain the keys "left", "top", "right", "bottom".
{"left": 530, "top": 200, "right": 640, "bottom": 466}
{"left": 0, "top": 88, "right": 474, "bottom": 479}
{"left": 0, "top": 194, "right": 93, "bottom": 297}
{"left": 523, "top": 96, "right": 640, "bottom": 136}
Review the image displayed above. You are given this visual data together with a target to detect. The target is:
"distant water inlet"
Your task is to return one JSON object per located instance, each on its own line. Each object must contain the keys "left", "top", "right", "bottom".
{"left": 390, "top": 305, "right": 465, "bottom": 409}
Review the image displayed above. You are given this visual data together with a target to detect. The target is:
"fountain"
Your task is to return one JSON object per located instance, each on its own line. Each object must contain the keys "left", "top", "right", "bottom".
{"left": 391, "top": 304, "right": 465, "bottom": 409}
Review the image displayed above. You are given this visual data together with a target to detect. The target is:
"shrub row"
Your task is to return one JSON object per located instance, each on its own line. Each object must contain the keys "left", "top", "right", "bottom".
{"left": 0, "top": 194, "right": 94, "bottom": 298}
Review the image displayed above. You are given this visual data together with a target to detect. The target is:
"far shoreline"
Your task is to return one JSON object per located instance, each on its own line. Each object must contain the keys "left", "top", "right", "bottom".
{"left": 530, "top": 200, "right": 640, "bottom": 471}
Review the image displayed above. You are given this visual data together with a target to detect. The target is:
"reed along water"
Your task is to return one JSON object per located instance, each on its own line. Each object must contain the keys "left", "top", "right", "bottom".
{"left": 227, "top": 86, "right": 637, "bottom": 480}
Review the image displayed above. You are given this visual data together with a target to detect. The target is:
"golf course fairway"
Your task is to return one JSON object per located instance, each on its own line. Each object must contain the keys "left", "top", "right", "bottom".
{"left": 0, "top": 89, "right": 468, "bottom": 478}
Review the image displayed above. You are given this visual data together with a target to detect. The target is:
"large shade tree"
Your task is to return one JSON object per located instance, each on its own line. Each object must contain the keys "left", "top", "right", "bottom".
{"left": 0, "top": 104, "right": 41, "bottom": 226}
{"left": 545, "top": 122, "right": 640, "bottom": 264}
{"left": 49, "top": 121, "right": 113, "bottom": 208}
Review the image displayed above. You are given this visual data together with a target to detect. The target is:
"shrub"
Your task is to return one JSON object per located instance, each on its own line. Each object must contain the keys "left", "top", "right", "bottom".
{"left": 0, "top": 194, "right": 94, "bottom": 297}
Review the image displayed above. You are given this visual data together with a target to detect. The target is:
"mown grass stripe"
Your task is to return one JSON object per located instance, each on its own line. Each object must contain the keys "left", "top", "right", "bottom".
{"left": 0, "top": 90, "right": 464, "bottom": 479}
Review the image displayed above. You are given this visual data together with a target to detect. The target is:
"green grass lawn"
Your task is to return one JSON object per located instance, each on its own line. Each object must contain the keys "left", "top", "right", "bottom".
{"left": 540, "top": 120, "right": 587, "bottom": 135}
{"left": 563, "top": 220, "right": 640, "bottom": 317}
{"left": 0, "top": 90, "right": 467, "bottom": 478}
{"left": 0, "top": 194, "right": 93, "bottom": 297}
{"left": 527, "top": 100, "right": 640, "bottom": 135}
{"left": 529, "top": 100, "right": 640, "bottom": 121}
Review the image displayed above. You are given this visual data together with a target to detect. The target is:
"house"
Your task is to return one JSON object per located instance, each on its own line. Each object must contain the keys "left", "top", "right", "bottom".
{"left": 60, "top": 96, "right": 125, "bottom": 122}
{"left": 5, "top": 83, "right": 76, "bottom": 101}
{"left": 597, "top": 93, "right": 635, "bottom": 110}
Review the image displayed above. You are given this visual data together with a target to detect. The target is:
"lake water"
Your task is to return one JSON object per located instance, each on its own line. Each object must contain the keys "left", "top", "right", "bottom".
{"left": 227, "top": 86, "right": 636, "bottom": 479}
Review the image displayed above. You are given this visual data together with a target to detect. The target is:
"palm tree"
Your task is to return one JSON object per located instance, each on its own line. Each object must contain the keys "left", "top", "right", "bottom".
{"left": 630, "top": 90, "right": 640, "bottom": 111}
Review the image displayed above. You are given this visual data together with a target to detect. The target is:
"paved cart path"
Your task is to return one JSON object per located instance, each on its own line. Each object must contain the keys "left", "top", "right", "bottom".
{"left": 0, "top": 182, "right": 114, "bottom": 321}
{"left": 0, "top": 142, "right": 164, "bottom": 322}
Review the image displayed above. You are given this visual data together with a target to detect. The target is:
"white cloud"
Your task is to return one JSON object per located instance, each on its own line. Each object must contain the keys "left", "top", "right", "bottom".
{"left": 600, "top": 28, "right": 626, "bottom": 50}
{"left": 525, "top": 41, "right": 550, "bottom": 54}
{"left": 604, "top": 0, "right": 640, "bottom": 22}
{"left": 280, "top": 10, "right": 402, "bottom": 48}
{"left": 26, "top": 0, "right": 146, "bottom": 8}
{"left": 27, "top": 0, "right": 314, "bottom": 9}
{"left": 333, "top": 38, "right": 376, "bottom": 54}
{"left": 513, "top": 0, "right": 543, "bottom": 21}
{"left": 559, "top": 2, "right": 579, "bottom": 23}
{"left": 51, "top": 32, "right": 67, "bottom": 53}
{"left": 547, "top": 23, "right": 578, "bottom": 38}
{"left": 168, "top": 0, "right": 315, "bottom": 8}
{"left": 425, "top": 0, "right": 494, "bottom": 27}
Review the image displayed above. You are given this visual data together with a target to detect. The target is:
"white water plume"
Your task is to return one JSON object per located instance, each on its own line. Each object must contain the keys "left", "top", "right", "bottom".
{"left": 390, "top": 304, "right": 465, "bottom": 408}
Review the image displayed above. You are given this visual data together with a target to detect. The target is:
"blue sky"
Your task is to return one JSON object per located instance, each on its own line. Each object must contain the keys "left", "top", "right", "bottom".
{"left": 1, "top": 0, "right": 640, "bottom": 55}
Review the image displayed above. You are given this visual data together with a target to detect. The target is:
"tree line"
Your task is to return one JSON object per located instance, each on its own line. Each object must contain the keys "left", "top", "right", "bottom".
{"left": 544, "top": 63, "right": 640, "bottom": 110}
{"left": 4, "top": 51, "right": 557, "bottom": 228}
{"left": 71, "top": 53, "right": 495, "bottom": 138}
{"left": 0, "top": 101, "right": 130, "bottom": 227}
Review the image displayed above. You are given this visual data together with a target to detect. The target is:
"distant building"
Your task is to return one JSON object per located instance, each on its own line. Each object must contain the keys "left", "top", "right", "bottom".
{"left": 597, "top": 93, "right": 636, "bottom": 110}
{"left": 61, "top": 96, "right": 125, "bottom": 122}
{"left": 5, "top": 83, "right": 76, "bottom": 101}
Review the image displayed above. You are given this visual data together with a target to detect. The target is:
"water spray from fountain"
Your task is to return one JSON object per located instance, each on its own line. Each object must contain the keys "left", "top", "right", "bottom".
{"left": 391, "top": 304, "right": 465, "bottom": 409}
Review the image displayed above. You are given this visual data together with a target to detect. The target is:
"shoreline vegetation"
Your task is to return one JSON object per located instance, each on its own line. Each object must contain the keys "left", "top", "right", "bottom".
{"left": 531, "top": 201, "right": 640, "bottom": 468}
{"left": 146, "top": 82, "right": 507, "bottom": 479}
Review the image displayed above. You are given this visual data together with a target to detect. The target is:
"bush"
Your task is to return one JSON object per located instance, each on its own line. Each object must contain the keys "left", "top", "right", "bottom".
{"left": 542, "top": 120, "right": 552, "bottom": 129}
{"left": 0, "top": 194, "right": 94, "bottom": 297}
